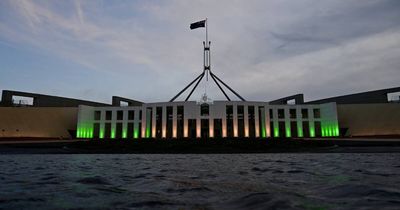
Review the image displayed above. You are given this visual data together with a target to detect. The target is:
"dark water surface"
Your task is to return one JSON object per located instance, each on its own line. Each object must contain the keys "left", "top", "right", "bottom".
{"left": 0, "top": 154, "right": 399, "bottom": 210}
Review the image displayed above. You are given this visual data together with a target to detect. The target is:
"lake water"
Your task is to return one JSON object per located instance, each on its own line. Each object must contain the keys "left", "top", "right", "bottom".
{"left": 0, "top": 154, "right": 399, "bottom": 210}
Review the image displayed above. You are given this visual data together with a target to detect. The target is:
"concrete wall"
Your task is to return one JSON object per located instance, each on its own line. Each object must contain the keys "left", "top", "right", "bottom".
{"left": 1, "top": 90, "right": 110, "bottom": 107}
{"left": 337, "top": 103, "right": 400, "bottom": 136}
{"left": 0, "top": 107, "right": 78, "bottom": 138}
{"left": 308, "top": 87, "right": 400, "bottom": 104}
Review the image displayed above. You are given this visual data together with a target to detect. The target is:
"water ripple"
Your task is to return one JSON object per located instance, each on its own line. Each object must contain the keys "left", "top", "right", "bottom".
{"left": 0, "top": 153, "right": 399, "bottom": 209}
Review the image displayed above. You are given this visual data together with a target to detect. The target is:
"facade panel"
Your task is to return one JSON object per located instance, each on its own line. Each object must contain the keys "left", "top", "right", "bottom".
{"left": 76, "top": 101, "right": 340, "bottom": 139}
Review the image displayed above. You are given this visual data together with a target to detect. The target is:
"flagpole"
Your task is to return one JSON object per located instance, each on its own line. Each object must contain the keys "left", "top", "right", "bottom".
{"left": 205, "top": 18, "right": 208, "bottom": 47}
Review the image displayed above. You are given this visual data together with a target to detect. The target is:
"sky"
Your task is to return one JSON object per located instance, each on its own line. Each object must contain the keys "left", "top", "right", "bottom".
{"left": 0, "top": 0, "right": 399, "bottom": 103}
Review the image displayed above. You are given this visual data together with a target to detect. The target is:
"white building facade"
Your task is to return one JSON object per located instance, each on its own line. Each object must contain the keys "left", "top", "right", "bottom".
{"left": 76, "top": 101, "right": 339, "bottom": 139}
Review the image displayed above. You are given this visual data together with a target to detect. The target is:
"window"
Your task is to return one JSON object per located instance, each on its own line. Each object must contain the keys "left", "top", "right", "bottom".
{"left": 128, "top": 110, "right": 135, "bottom": 120}
{"left": 237, "top": 106, "right": 244, "bottom": 119}
{"left": 301, "top": 109, "right": 308, "bottom": 119}
{"left": 226, "top": 105, "right": 233, "bottom": 119}
{"left": 387, "top": 91, "right": 400, "bottom": 102}
{"left": 278, "top": 109, "right": 284, "bottom": 119}
{"left": 226, "top": 105, "right": 233, "bottom": 137}
{"left": 120, "top": 101, "right": 129, "bottom": 107}
{"left": 94, "top": 111, "right": 101, "bottom": 120}
{"left": 106, "top": 111, "right": 112, "bottom": 120}
{"left": 117, "top": 110, "right": 123, "bottom": 120}
{"left": 156, "top": 107, "right": 162, "bottom": 138}
{"left": 237, "top": 106, "right": 245, "bottom": 137}
{"left": 11, "top": 95, "right": 33, "bottom": 106}
{"left": 248, "top": 106, "right": 255, "bottom": 138}
{"left": 289, "top": 109, "right": 296, "bottom": 119}
{"left": 287, "top": 99, "right": 296, "bottom": 105}
{"left": 313, "top": 109, "right": 320, "bottom": 118}
{"left": 200, "top": 104, "right": 209, "bottom": 116}
{"left": 167, "top": 106, "right": 173, "bottom": 138}
{"left": 269, "top": 109, "right": 273, "bottom": 119}
{"left": 177, "top": 106, "right": 184, "bottom": 138}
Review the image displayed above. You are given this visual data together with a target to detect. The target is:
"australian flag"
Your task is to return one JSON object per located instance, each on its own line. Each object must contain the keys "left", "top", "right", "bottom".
{"left": 190, "top": 20, "right": 206, "bottom": 30}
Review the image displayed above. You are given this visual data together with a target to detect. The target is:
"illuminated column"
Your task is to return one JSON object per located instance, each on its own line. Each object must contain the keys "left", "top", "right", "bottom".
{"left": 284, "top": 108, "right": 291, "bottom": 138}
{"left": 184, "top": 111, "right": 188, "bottom": 138}
{"left": 111, "top": 110, "right": 116, "bottom": 139}
{"left": 308, "top": 108, "right": 315, "bottom": 137}
{"left": 265, "top": 106, "right": 271, "bottom": 137}
{"left": 196, "top": 117, "right": 201, "bottom": 138}
{"left": 100, "top": 111, "right": 105, "bottom": 139}
{"left": 152, "top": 107, "right": 156, "bottom": 138}
{"left": 142, "top": 108, "right": 146, "bottom": 138}
{"left": 255, "top": 106, "right": 260, "bottom": 137}
{"left": 172, "top": 106, "right": 177, "bottom": 138}
{"left": 233, "top": 104, "right": 238, "bottom": 137}
{"left": 209, "top": 118, "right": 214, "bottom": 138}
{"left": 122, "top": 110, "right": 128, "bottom": 139}
{"left": 145, "top": 107, "right": 153, "bottom": 138}
{"left": 134, "top": 109, "right": 139, "bottom": 139}
{"left": 162, "top": 106, "right": 167, "bottom": 138}
{"left": 244, "top": 105, "right": 249, "bottom": 137}
{"left": 296, "top": 107, "right": 303, "bottom": 137}
{"left": 273, "top": 108, "right": 279, "bottom": 137}
{"left": 222, "top": 111, "right": 227, "bottom": 138}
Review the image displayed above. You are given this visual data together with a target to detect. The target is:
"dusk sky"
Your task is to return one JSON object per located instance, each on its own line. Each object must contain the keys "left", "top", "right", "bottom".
{"left": 0, "top": 0, "right": 399, "bottom": 103}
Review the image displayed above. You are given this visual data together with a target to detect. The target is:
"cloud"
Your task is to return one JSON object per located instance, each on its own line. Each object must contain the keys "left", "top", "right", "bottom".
{"left": 239, "top": 29, "right": 400, "bottom": 101}
{"left": 0, "top": 0, "right": 399, "bottom": 102}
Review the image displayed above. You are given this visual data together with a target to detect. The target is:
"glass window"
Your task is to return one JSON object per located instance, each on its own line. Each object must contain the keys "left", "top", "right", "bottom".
{"left": 301, "top": 109, "right": 308, "bottom": 119}
{"left": 117, "top": 110, "right": 123, "bottom": 120}
{"left": 278, "top": 109, "right": 284, "bottom": 119}
{"left": 226, "top": 105, "right": 233, "bottom": 119}
{"left": 313, "top": 108, "right": 320, "bottom": 118}
{"left": 200, "top": 104, "right": 209, "bottom": 116}
{"left": 289, "top": 109, "right": 296, "bottom": 119}
{"left": 237, "top": 105, "right": 244, "bottom": 119}
{"left": 269, "top": 109, "right": 273, "bottom": 119}
{"left": 128, "top": 110, "right": 134, "bottom": 120}
{"left": 106, "top": 111, "right": 112, "bottom": 120}
{"left": 94, "top": 111, "right": 101, "bottom": 120}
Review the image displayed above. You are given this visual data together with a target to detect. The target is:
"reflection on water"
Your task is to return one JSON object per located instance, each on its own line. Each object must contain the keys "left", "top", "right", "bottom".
{"left": 0, "top": 154, "right": 399, "bottom": 209}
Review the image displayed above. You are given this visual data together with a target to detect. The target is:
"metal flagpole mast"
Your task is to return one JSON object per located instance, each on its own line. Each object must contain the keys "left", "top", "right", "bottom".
{"left": 170, "top": 19, "right": 246, "bottom": 102}
{"left": 205, "top": 18, "right": 208, "bottom": 97}
{"left": 206, "top": 18, "right": 208, "bottom": 46}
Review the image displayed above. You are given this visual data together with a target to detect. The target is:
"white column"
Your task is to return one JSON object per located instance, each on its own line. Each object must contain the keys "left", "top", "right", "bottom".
{"left": 122, "top": 109, "right": 128, "bottom": 138}
{"left": 162, "top": 106, "right": 167, "bottom": 138}
{"left": 308, "top": 107, "right": 315, "bottom": 137}
{"left": 273, "top": 108, "right": 279, "bottom": 137}
{"left": 184, "top": 107, "right": 188, "bottom": 137}
{"left": 152, "top": 107, "right": 156, "bottom": 138}
{"left": 244, "top": 105, "right": 249, "bottom": 137}
{"left": 111, "top": 110, "right": 116, "bottom": 138}
{"left": 196, "top": 116, "right": 201, "bottom": 138}
{"left": 133, "top": 109, "right": 139, "bottom": 138}
{"left": 284, "top": 107, "right": 291, "bottom": 138}
{"left": 209, "top": 118, "right": 214, "bottom": 138}
{"left": 265, "top": 105, "right": 271, "bottom": 137}
{"left": 233, "top": 104, "right": 238, "bottom": 137}
{"left": 255, "top": 106, "right": 260, "bottom": 137}
{"left": 296, "top": 106, "right": 303, "bottom": 137}
{"left": 100, "top": 110, "right": 106, "bottom": 138}
{"left": 222, "top": 109, "right": 227, "bottom": 138}
{"left": 141, "top": 107, "right": 146, "bottom": 138}
{"left": 172, "top": 106, "right": 177, "bottom": 138}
